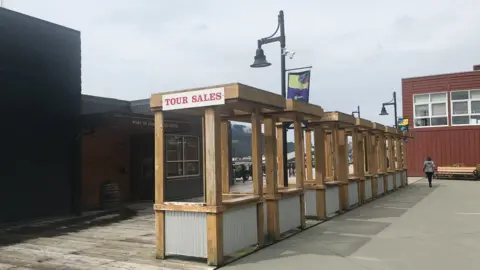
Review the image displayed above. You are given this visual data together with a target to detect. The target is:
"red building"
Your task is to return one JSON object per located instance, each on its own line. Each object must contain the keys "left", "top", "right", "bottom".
{"left": 402, "top": 64, "right": 480, "bottom": 176}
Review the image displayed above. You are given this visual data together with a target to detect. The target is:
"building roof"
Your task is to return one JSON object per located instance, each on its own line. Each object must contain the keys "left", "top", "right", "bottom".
{"left": 402, "top": 66, "right": 480, "bottom": 81}
{"left": 81, "top": 94, "right": 151, "bottom": 115}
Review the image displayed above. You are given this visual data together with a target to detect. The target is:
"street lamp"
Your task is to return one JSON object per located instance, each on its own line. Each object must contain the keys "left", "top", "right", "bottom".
{"left": 379, "top": 91, "right": 398, "bottom": 129}
{"left": 250, "top": 10, "right": 289, "bottom": 187}
{"left": 352, "top": 105, "right": 361, "bottom": 118}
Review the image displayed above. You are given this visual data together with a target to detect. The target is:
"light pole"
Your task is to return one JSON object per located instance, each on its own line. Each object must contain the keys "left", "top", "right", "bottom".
{"left": 250, "top": 10, "right": 290, "bottom": 187}
{"left": 379, "top": 91, "right": 398, "bottom": 129}
{"left": 352, "top": 105, "right": 361, "bottom": 118}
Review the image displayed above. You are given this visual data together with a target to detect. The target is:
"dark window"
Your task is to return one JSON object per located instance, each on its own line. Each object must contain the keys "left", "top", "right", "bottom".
{"left": 166, "top": 135, "right": 200, "bottom": 178}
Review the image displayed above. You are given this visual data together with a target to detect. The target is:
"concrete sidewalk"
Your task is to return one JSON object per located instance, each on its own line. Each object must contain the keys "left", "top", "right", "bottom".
{"left": 221, "top": 179, "right": 480, "bottom": 270}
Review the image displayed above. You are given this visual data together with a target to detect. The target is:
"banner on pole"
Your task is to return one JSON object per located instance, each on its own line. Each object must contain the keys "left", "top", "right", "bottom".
{"left": 287, "top": 70, "right": 310, "bottom": 103}
{"left": 398, "top": 117, "right": 409, "bottom": 131}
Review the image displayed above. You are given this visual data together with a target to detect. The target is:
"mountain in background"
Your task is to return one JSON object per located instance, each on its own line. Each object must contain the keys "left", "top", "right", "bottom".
{"left": 231, "top": 124, "right": 295, "bottom": 157}
{"left": 231, "top": 124, "right": 353, "bottom": 158}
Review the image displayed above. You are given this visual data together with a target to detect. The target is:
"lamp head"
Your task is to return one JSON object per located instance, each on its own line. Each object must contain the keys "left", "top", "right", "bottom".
{"left": 250, "top": 48, "right": 271, "bottom": 68}
{"left": 379, "top": 105, "right": 389, "bottom": 116}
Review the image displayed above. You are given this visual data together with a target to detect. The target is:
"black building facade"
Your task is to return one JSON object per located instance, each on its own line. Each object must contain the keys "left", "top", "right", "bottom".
{"left": 0, "top": 9, "right": 82, "bottom": 223}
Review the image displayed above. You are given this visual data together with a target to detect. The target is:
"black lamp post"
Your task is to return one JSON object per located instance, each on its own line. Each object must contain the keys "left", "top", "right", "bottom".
{"left": 250, "top": 10, "right": 289, "bottom": 187}
{"left": 379, "top": 91, "right": 398, "bottom": 129}
{"left": 352, "top": 105, "right": 361, "bottom": 118}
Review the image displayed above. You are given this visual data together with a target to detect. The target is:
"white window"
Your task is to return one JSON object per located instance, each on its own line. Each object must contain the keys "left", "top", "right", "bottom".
{"left": 451, "top": 90, "right": 480, "bottom": 126}
{"left": 413, "top": 92, "right": 448, "bottom": 128}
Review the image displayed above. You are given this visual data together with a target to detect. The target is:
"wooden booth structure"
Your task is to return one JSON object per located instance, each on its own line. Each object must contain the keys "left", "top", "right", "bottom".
{"left": 384, "top": 126, "right": 400, "bottom": 193}
{"left": 222, "top": 99, "right": 324, "bottom": 243}
{"left": 151, "top": 83, "right": 292, "bottom": 266}
{"left": 311, "top": 112, "right": 357, "bottom": 216}
{"left": 349, "top": 117, "right": 374, "bottom": 205}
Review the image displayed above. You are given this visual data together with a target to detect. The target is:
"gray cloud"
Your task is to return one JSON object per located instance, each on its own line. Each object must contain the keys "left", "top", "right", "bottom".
{"left": 5, "top": 0, "right": 480, "bottom": 129}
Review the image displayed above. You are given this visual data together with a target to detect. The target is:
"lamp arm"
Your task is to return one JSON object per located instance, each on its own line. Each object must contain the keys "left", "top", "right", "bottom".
{"left": 263, "top": 22, "right": 280, "bottom": 40}
{"left": 383, "top": 101, "right": 395, "bottom": 106}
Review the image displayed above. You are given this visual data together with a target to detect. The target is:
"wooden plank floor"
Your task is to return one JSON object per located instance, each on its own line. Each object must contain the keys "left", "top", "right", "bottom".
{"left": 0, "top": 206, "right": 211, "bottom": 270}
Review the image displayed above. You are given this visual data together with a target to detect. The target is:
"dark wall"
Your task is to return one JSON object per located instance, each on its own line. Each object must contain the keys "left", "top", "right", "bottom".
{"left": 0, "top": 9, "right": 82, "bottom": 223}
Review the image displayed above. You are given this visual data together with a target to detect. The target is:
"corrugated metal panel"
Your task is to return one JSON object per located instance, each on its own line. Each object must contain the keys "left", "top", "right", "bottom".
{"left": 305, "top": 190, "right": 317, "bottom": 216}
{"left": 165, "top": 211, "right": 207, "bottom": 258}
{"left": 387, "top": 174, "right": 395, "bottom": 191}
{"left": 348, "top": 182, "right": 359, "bottom": 207}
{"left": 278, "top": 196, "right": 301, "bottom": 234}
{"left": 326, "top": 186, "right": 340, "bottom": 217}
{"left": 403, "top": 71, "right": 480, "bottom": 176}
{"left": 377, "top": 175, "right": 385, "bottom": 195}
{"left": 364, "top": 179, "right": 372, "bottom": 200}
{"left": 223, "top": 205, "right": 258, "bottom": 256}
{"left": 395, "top": 172, "right": 402, "bottom": 188}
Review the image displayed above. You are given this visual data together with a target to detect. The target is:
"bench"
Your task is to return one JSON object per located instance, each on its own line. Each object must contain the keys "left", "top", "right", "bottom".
{"left": 435, "top": 166, "right": 479, "bottom": 180}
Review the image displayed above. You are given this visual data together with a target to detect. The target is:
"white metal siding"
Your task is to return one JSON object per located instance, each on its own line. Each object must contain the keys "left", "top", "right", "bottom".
{"left": 377, "top": 175, "right": 385, "bottom": 196}
{"left": 165, "top": 211, "right": 207, "bottom": 258}
{"left": 364, "top": 179, "right": 372, "bottom": 200}
{"left": 388, "top": 174, "right": 394, "bottom": 191}
{"left": 279, "top": 196, "right": 301, "bottom": 234}
{"left": 348, "top": 182, "right": 359, "bottom": 207}
{"left": 305, "top": 190, "right": 317, "bottom": 216}
{"left": 223, "top": 205, "right": 258, "bottom": 256}
{"left": 326, "top": 186, "right": 340, "bottom": 217}
{"left": 395, "top": 172, "right": 402, "bottom": 188}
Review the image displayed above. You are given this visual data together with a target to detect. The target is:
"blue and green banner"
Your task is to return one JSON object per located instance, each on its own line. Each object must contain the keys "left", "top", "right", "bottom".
{"left": 287, "top": 70, "right": 310, "bottom": 103}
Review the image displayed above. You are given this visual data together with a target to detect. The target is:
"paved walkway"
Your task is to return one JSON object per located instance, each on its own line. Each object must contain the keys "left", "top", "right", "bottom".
{"left": 222, "top": 178, "right": 480, "bottom": 270}
{"left": 1, "top": 178, "right": 479, "bottom": 269}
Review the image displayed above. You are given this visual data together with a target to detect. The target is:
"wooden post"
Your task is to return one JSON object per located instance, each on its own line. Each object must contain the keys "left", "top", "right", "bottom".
{"left": 314, "top": 127, "right": 326, "bottom": 185}
{"left": 293, "top": 118, "right": 306, "bottom": 229}
{"left": 294, "top": 119, "right": 305, "bottom": 189}
{"left": 276, "top": 123, "right": 284, "bottom": 188}
{"left": 401, "top": 138, "right": 408, "bottom": 186}
{"left": 351, "top": 129, "right": 360, "bottom": 177}
{"left": 336, "top": 128, "right": 349, "bottom": 210}
{"left": 154, "top": 111, "right": 165, "bottom": 259}
{"left": 378, "top": 133, "right": 387, "bottom": 173}
{"left": 220, "top": 121, "right": 230, "bottom": 194}
{"left": 251, "top": 110, "right": 263, "bottom": 196}
{"left": 370, "top": 134, "right": 378, "bottom": 196}
{"left": 265, "top": 118, "right": 280, "bottom": 240}
{"left": 202, "top": 117, "right": 206, "bottom": 201}
{"left": 313, "top": 126, "right": 326, "bottom": 218}
{"left": 378, "top": 133, "right": 388, "bottom": 194}
{"left": 357, "top": 132, "right": 366, "bottom": 180}
{"left": 305, "top": 130, "right": 313, "bottom": 181}
{"left": 395, "top": 137, "right": 403, "bottom": 187}
{"left": 204, "top": 108, "right": 223, "bottom": 266}
{"left": 325, "top": 132, "right": 333, "bottom": 179}
{"left": 388, "top": 136, "right": 396, "bottom": 172}
{"left": 355, "top": 129, "right": 365, "bottom": 203}
{"left": 252, "top": 111, "right": 264, "bottom": 246}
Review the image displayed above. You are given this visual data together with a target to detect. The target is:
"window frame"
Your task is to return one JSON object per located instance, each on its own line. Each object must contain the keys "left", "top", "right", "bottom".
{"left": 412, "top": 92, "right": 449, "bottom": 128}
{"left": 165, "top": 134, "right": 201, "bottom": 179}
{"left": 450, "top": 90, "right": 480, "bottom": 126}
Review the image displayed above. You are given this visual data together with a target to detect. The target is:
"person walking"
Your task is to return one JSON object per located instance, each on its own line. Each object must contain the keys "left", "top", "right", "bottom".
{"left": 423, "top": 156, "right": 435, "bottom": 187}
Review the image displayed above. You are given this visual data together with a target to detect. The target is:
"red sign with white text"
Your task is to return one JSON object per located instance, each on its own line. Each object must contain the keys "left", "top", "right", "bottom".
{"left": 162, "top": 87, "right": 225, "bottom": 111}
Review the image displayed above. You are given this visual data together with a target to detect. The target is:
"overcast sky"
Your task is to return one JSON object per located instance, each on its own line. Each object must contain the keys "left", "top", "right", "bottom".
{"left": 5, "top": 0, "right": 480, "bottom": 126}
